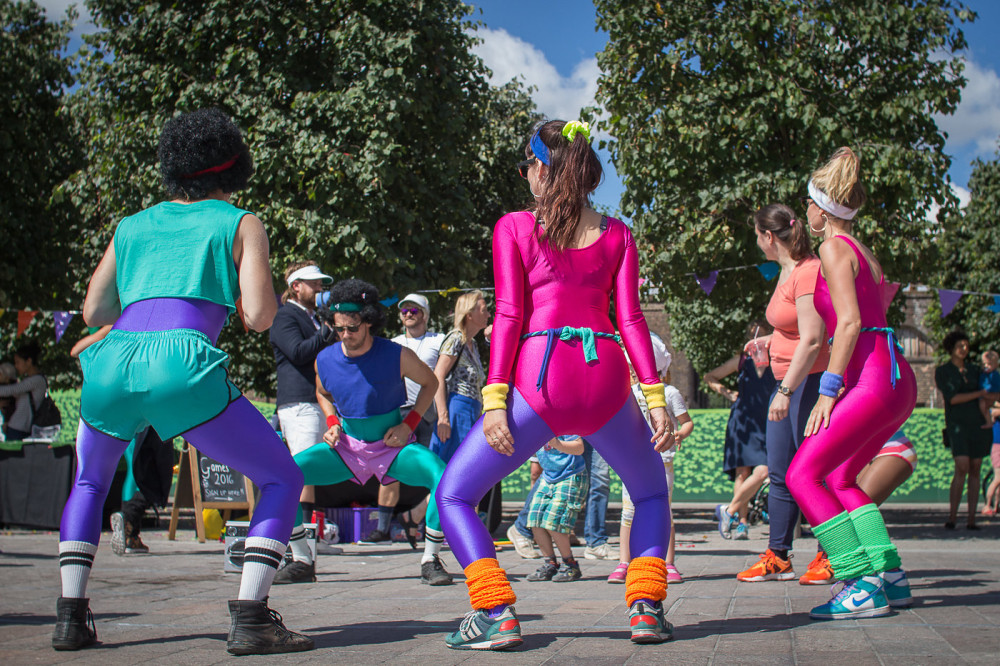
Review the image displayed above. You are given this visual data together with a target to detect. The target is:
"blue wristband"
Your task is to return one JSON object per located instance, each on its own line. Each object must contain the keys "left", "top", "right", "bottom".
{"left": 819, "top": 371, "right": 844, "bottom": 398}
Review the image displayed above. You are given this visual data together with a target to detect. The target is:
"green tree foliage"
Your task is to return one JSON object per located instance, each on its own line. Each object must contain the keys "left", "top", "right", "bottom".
{"left": 0, "top": 0, "right": 81, "bottom": 382}
{"left": 592, "top": 0, "right": 970, "bottom": 375}
{"left": 926, "top": 147, "right": 1000, "bottom": 357}
{"left": 60, "top": 0, "right": 538, "bottom": 394}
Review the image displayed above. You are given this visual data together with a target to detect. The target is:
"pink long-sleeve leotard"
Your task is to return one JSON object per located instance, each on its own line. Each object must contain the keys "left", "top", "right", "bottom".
{"left": 489, "top": 211, "right": 659, "bottom": 435}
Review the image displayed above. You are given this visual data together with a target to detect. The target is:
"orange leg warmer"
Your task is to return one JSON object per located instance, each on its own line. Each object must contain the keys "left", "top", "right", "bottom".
{"left": 625, "top": 556, "right": 667, "bottom": 607}
{"left": 464, "top": 558, "right": 517, "bottom": 610}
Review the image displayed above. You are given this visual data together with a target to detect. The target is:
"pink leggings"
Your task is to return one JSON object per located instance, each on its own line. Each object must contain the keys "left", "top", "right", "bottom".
{"left": 788, "top": 354, "right": 916, "bottom": 527}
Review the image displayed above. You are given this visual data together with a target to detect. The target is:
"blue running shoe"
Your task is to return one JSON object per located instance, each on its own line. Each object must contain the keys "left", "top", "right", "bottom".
{"left": 715, "top": 504, "right": 736, "bottom": 539}
{"left": 629, "top": 600, "right": 673, "bottom": 644}
{"left": 809, "top": 575, "right": 892, "bottom": 620}
{"left": 733, "top": 523, "right": 749, "bottom": 540}
{"left": 881, "top": 568, "right": 913, "bottom": 608}
{"left": 445, "top": 606, "right": 522, "bottom": 651}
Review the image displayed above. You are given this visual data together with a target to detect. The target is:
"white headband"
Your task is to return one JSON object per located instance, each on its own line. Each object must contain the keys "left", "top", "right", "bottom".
{"left": 808, "top": 180, "right": 858, "bottom": 220}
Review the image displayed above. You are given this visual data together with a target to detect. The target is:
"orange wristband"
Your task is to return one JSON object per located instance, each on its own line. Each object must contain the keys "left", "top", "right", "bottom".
{"left": 326, "top": 413, "right": 340, "bottom": 428}
{"left": 403, "top": 410, "right": 422, "bottom": 432}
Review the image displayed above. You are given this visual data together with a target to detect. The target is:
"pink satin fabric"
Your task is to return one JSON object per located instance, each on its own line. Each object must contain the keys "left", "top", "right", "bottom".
{"left": 488, "top": 211, "right": 658, "bottom": 436}
{"left": 335, "top": 430, "right": 415, "bottom": 485}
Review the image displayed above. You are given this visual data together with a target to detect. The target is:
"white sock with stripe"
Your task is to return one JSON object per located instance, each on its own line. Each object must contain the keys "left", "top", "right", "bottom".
{"left": 288, "top": 525, "right": 313, "bottom": 564}
{"left": 59, "top": 541, "right": 98, "bottom": 599}
{"left": 238, "top": 536, "right": 286, "bottom": 601}
{"left": 422, "top": 527, "right": 444, "bottom": 564}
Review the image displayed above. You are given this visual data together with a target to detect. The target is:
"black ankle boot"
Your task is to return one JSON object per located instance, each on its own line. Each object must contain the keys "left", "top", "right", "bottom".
{"left": 226, "top": 599, "right": 314, "bottom": 655}
{"left": 52, "top": 597, "right": 97, "bottom": 651}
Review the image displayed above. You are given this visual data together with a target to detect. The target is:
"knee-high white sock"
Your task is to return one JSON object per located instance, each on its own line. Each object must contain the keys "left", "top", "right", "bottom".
{"left": 59, "top": 541, "right": 98, "bottom": 599}
{"left": 288, "top": 525, "right": 313, "bottom": 564}
{"left": 238, "top": 536, "right": 286, "bottom": 601}
{"left": 422, "top": 527, "right": 444, "bottom": 564}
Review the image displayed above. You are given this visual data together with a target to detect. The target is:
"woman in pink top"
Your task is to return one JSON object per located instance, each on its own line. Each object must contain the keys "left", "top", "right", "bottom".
{"left": 732, "top": 204, "right": 829, "bottom": 585}
{"left": 436, "top": 120, "right": 674, "bottom": 649}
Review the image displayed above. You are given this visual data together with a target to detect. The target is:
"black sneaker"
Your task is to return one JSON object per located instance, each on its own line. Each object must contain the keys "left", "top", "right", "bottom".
{"left": 527, "top": 560, "right": 559, "bottom": 582}
{"left": 227, "top": 599, "right": 314, "bottom": 655}
{"left": 52, "top": 597, "right": 97, "bottom": 651}
{"left": 362, "top": 529, "right": 391, "bottom": 543}
{"left": 420, "top": 555, "right": 454, "bottom": 586}
{"left": 273, "top": 560, "right": 316, "bottom": 585}
{"left": 552, "top": 562, "right": 582, "bottom": 582}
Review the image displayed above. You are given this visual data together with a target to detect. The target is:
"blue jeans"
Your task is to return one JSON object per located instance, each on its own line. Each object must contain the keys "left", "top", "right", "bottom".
{"left": 583, "top": 439, "right": 610, "bottom": 547}
{"left": 766, "top": 372, "right": 821, "bottom": 553}
{"left": 514, "top": 477, "right": 540, "bottom": 538}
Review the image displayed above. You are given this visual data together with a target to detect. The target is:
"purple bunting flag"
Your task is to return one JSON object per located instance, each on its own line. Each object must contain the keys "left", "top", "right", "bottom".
{"left": 938, "top": 289, "right": 963, "bottom": 317}
{"left": 695, "top": 271, "right": 719, "bottom": 296}
{"left": 757, "top": 262, "right": 780, "bottom": 281}
{"left": 53, "top": 311, "right": 74, "bottom": 343}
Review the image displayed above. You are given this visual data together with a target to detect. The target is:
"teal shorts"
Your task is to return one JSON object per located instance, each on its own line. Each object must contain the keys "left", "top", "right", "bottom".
{"left": 80, "top": 329, "right": 241, "bottom": 441}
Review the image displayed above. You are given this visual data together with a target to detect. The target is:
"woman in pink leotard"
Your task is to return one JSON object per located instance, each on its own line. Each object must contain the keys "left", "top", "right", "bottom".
{"left": 436, "top": 120, "right": 674, "bottom": 650}
{"left": 787, "top": 147, "right": 916, "bottom": 621}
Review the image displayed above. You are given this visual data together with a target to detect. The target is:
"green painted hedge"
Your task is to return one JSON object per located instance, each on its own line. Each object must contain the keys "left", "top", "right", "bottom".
{"left": 28, "top": 395, "right": 956, "bottom": 502}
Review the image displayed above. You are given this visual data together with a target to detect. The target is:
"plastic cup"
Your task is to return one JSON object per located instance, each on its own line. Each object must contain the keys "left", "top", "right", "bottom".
{"left": 750, "top": 342, "right": 769, "bottom": 368}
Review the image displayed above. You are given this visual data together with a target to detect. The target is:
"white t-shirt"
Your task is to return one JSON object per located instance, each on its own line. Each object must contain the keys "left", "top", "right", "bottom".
{"left": 391, "top": 331, "right": 444, "bottom": 416}
{"left": 631, "top": 383, "right": 688, "bottom": 463}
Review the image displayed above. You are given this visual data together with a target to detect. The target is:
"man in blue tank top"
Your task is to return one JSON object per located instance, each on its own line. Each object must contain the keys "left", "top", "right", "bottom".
{"left": 277, "top": 279, "right": 454, "bottom": 586}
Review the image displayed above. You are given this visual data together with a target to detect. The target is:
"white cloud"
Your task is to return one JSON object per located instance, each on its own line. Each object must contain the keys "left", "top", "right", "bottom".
{"left": 926, "top": 182, "right": 971, "bottom": 223}
{"left": 936, "top": 57, "right": 1000, "bottom": 156}
{"left": 470, "top": 27, "right": 598, "bottom": 121}
{"left": 34, "top": 1, "right": 92, "bottom": 24}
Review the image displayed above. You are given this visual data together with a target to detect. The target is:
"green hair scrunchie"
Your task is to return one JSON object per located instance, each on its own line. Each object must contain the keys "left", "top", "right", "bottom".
{"left": 562, "top": 120, "right": 591, "bottom": 143}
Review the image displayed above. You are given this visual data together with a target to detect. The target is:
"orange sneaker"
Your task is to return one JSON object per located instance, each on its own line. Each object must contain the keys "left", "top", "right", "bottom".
{"left": 799, "top": 551, "right": 834, "bottom": 585}
{"left": 737, "top": 549, "right": 795, "bottom": 582}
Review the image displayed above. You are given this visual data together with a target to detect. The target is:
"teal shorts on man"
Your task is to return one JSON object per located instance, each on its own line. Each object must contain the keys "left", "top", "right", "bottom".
{"left": 80, "top": 329, "right": 241, "bottom": 441}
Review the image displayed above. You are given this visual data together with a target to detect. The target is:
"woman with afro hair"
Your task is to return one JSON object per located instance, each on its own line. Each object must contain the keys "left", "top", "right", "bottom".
{"left": 280, "top": 278, "right": 454, "bottom": 586}
{"left": 57, "top": 108, "right": 313, "bottom": 655}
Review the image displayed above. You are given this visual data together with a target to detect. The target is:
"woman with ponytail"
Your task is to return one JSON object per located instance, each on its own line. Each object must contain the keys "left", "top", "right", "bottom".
{"left": 733, "top": 204, "right": 831, "bottom": 585}
{"left": 436, "top": 120, "right": 674, "bottom": 650}
{"left": 787, "top": 147, "right": 917, "bottom": 620}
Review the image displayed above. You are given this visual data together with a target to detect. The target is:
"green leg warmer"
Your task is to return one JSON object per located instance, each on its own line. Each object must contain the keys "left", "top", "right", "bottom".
{"left": 812, "top": 511, "right": 875, "bottom": 580}
{"left": 386, "top": 444, "right": 446, "bottom": 533}
{"left": 848, "top": 503, "right": 901, "bottom": 573}
{"left": 291, "top": 443, "right": 354, "bottom": 526}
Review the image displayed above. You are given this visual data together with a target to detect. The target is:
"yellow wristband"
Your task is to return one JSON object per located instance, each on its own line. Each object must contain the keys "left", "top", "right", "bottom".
{"left": 481, "top": 383, "right": 510, "bottom": 412}
{"left": 640, "top": 382, "right": 667, "bottom": 410}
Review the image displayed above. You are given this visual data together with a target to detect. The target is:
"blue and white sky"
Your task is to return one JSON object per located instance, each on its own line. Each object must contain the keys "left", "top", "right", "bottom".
{"left": 40, "top": 0, "right": 1000, "bottom": 217}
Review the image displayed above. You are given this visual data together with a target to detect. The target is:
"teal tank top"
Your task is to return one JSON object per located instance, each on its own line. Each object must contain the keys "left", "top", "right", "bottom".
{"left": 114, "top": 199, "right": 248, "bottom": 315}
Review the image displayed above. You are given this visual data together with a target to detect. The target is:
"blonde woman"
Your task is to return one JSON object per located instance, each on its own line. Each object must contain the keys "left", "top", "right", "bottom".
{"left": 430, "top": 291, "right": 491, "bottom": 463}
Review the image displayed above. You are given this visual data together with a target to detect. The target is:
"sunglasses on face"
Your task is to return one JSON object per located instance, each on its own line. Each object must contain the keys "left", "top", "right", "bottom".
{"left": 517, "top": 158, "right": 536, "bottom": 179}
{"left": 332, "top": 324, "right": 362, "bottom": 333}
{"left": 400, "top": 308, "right": 422, "bottom": 316}
{"left": 799, "top": 196, "right": 813, "bottom": 208}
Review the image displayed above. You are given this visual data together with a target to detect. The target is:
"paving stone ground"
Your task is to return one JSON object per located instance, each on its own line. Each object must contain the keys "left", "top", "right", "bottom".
{"left": 2, "top": 504, "right": 998, "bottom": 664}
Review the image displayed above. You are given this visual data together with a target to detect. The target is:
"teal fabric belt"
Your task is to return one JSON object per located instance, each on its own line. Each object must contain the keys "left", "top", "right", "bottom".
{"left": 521, "top": 327, "right": 621, "bottom": 390}
{"left": 828, "top": 326, "right": 903, "bottom": 389}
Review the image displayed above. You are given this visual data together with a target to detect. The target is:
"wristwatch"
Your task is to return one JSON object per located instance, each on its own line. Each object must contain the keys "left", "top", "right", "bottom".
{"left": 777, "top": 384, "right": 794, "bottom": 397}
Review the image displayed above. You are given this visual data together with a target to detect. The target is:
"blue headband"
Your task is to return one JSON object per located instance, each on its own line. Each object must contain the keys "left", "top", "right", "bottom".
{"left": 530, "top": 132, "right": 550, "bottom": 165}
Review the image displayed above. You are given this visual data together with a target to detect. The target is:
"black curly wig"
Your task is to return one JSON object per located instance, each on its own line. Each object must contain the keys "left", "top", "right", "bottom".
{"left": 318, "top": 279, "right": 386, "bottom": 334}
{"left": 159, "top": 108, "right": 253, "bottom": 200}
{"left": 942, "top": 329, "right": 970, "bottom": 355}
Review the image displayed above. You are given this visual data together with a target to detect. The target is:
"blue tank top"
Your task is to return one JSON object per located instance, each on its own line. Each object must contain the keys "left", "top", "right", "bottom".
{"left": 114, "top": 199, "right": 248, "bottom": 315}
{"left": 315, "top": 337, "right": 406, "bottom": 419}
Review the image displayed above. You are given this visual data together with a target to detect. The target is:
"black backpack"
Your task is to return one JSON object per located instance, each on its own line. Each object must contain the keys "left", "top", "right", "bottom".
{"left": 28, "top": 377, "right": 62, "bottom": 429}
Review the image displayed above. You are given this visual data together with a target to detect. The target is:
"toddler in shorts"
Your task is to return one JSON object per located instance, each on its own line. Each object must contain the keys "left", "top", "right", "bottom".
{"left": 979, "top": 351, "right": 999, "bottom": 429}
{"left": 525, "top": 435, "right": 588, "bottom": 583}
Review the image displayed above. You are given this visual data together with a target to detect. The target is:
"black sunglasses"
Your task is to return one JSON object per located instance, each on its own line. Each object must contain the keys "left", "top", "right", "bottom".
{"left": 799, "top": 196, "right": 813, "bottom": 208}
{"left": 332, "top": 324, "right": 362, "bottom": 333}
{"left": 517, "top": 158, "right": 536, "bottom": 179}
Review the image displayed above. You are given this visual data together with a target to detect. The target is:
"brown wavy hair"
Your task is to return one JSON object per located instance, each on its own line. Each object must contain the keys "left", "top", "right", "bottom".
{"left": 526, "top": 120, "right": 603, "bottom": 250}
{"left": 754, "top": 203, "right": 813, "bottom": 261}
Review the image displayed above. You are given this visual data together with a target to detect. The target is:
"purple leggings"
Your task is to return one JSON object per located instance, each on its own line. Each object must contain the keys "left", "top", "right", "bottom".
{"left": 60, "top": 298, "right": 302, "bottom": 545}
{"left": 437, "top": 387, "right": 669, "bottom": 567}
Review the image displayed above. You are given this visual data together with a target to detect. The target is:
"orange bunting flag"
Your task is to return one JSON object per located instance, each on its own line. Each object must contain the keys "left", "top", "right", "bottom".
{"left": 17, "top": 310, "right": 38, "bottom": 337}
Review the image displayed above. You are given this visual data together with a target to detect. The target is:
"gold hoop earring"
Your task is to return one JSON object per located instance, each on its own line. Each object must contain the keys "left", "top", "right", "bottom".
{"left": 810, "top": 215, "right": 827, "bottom": 234}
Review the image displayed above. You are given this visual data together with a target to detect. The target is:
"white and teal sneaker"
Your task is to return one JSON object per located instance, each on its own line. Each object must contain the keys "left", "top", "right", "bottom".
{"left": 809, "top": 575, "right": 892, "bottom": 620}
{"left": 445, "top": 606, "right": 522, "bottom": 651}
{"left": 880, "top": 568, "right": 913, "bottom": 608}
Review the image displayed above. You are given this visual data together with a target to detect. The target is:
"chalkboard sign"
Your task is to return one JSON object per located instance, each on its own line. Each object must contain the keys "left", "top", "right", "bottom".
{"left": 196, "top": 450, "right": 248, "bottom": 504}
{"left": 169, "top": 442, "right": 256, "bottom": 543}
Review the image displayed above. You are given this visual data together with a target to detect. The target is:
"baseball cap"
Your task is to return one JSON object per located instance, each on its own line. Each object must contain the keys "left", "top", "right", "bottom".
{"left": 399, "top": 293, "right": 430, "bottom": 317}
